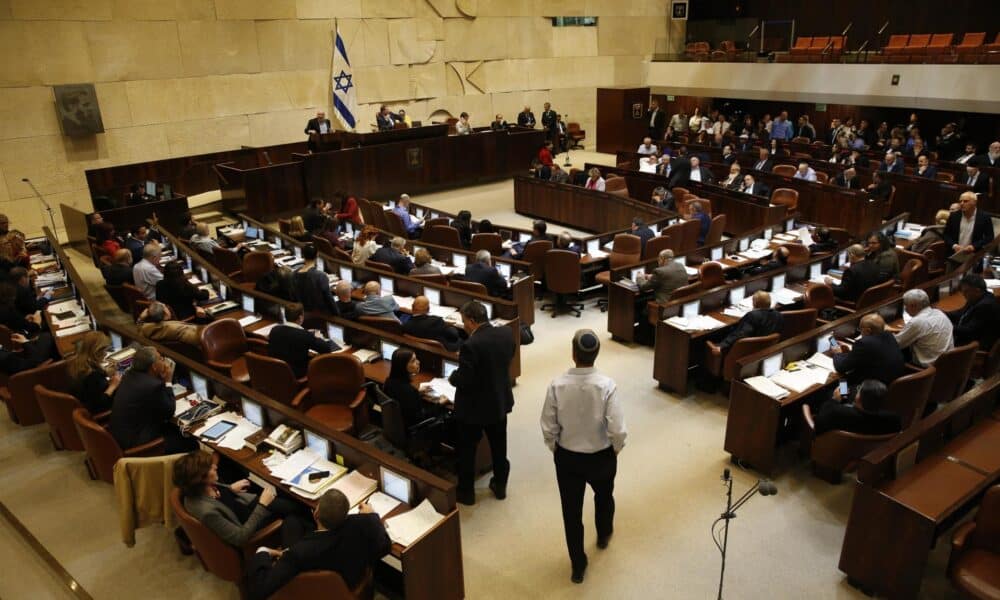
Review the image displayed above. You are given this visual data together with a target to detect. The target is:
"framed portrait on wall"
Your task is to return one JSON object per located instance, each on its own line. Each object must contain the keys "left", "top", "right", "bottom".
{"left": 53, "top": 84, "right": 105, "bottom": 136}
{"left": 671, "top": 1, "right": 688, "bottom": 20}
{"left": 632, "top": 103, "right": 644, "bottom": 119}
{"left": 406, "top": 147, "right": 422, "bottom": 169}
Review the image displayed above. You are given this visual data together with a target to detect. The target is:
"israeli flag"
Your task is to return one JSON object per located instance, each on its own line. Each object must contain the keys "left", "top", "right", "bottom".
{"left": 331, "top": 27, "right": 358, "bottom": 131}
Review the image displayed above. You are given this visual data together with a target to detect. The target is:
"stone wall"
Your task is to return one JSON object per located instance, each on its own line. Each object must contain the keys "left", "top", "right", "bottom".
{"left": 0, "top": 0, "right": 673, "bottom": 236}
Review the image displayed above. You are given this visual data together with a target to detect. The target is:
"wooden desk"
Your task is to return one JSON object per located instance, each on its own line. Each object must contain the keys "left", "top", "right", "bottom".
{"left": 310, "top": 124, "right": 450, "bottom": 151}
{"left": 61, "top": 195, "right": 190, "bottom": 246}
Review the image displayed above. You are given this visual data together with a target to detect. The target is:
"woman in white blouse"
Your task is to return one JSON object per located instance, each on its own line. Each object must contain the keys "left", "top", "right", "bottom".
{"left": 584, "top": 167, "right": 606, "bottom": 192}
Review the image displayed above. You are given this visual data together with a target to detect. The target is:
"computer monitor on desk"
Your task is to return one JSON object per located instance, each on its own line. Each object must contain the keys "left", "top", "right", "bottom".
{"left": 443, "top": 359, "right": 458, "bottom": 378}
{"left": 761, "top": 353, "right": 783, "bottom": 378}
{"left": 452, "top": 253, "right": 467, "bottom": 269}
{"left": 304, "top": 430, "right": 330, "bottom": 459}
{"left": 772, "top": 273, "right": 786, "bottom": 291}
{"left": 242, "top": 398, "right": 264, "bottom": 428}
{"left": 382, "top": 341, "right": 399, "bottom": 362}
{"left": 192, "top": 373, "right": 209, "bottom": 398}
{"left": 327, "top": 324, "right": 345, "bottom": 345}
{"left": 380, "top": 465, "right": 413, "bottom": 504}
{"left": 380, "top": 276, "right": 394, "bottom": 295}
{"left": 425, "top": 288, "right": 440, "bottom": 306}
{"left": 241, "top": 295, "right": 255, "bottom": 314}
{"left": 245, "top": 226, "right": 259, "bottom": 240}
{"left": 497, "top": 262, "right": 511, "bottom": 279}
{"left": 586, "top": 239, "right": 599, "bottom": 255}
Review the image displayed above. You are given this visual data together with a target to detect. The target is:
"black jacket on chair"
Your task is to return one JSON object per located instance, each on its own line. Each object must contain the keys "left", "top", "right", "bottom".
{"left": 719, "top": 308, "right": 784, "bottom": 351}
{"left": 403, "top": 314, "right": 462, "bottom": 351}
{"left": 833, "top": 331, "right": 905, "bottom": 388}
{"left": 110, "top": 371, "right": 174, "bottom": 450}
{"left": 464, "top": 262, "right": 508, "bottom": 297}
{"left": 948, "top": 293, "right": 1000, "bottom": 350}
{"left": 814, "top": 402, "right": 902, "bottom": 435}
{"left": 832, "top": 260, "right": 885, "bottom": 301}
{"left": 942, "top": 210, "right": 995, "bottom": 252}
{"left": 752, "top": 158, "right": 774, "bottom": 173}
{"left": 268, "top": 324, "right": 339, "bottom": 378}
{"left": 246, "top": 513, "right": 391, "bottom": 600}
{"left": 449, "top": 323, "right": 515, "bottom": 425}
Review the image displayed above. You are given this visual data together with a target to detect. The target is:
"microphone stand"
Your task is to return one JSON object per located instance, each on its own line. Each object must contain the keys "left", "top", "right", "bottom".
{"left": 714, "top": 470, "right": 775, "bottom": 600}
{"left": 562, "top": 114, "right": 572, "bottom": 167}
{"left": 22, "top": 178, "right": 59, "bottom": 241}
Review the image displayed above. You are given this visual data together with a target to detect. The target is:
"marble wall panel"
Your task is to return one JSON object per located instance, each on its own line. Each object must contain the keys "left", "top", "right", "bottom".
{"left": 363, "top": 0, "right": 414, "bottom": 18}
{"left": 443, "top": 17, "right": 508, "bottom": 61}
{"left": 409, "top": 63, "right": 447, "bottom": 99}
{"left": 86, "top": 22, "right": 184, "bottom": 82}
{"left": 214, "top": 0, "right": 296, "bottom": 20}
{"left": 354, "top": 65, "right": 411, "bottom": 104}
{"left": 0, "top": 87, "right": 61, "bottom": 140}
{"left": 506, "top": 17, "right": 553, "bottom": 59}
{"left": 389, "top": 19, "right": 437, "bottom": 64}
{"left": 165, "top": 115, "right": 251, "bottom": 156}
{"left": 178, "top": 20, "right": 262, "bottom": 77}
{"left": 9, "top": 0, "right": 111, "bottom": 20}
{"left": 0, "top": 22, "right": 94, "bottom": 86}
{"left": 248, "top": 109, "right": 317, "bottom": 147}
{"left": 295, "top": 0, "right": 362, "bottom": 19}
{"left": 256, "top": 19, "right": 335, "bottom": 73}
{"left": 552, "top": 26, "right": 598, "bottom": 57}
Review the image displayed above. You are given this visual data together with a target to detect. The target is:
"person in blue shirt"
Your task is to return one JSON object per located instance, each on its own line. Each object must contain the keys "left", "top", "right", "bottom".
{"left": 392, "top": 194, "right": 423, "bottom": 238}
{"left": 688, "top": 200, "right": 712, "bottom": 246}
{"left": 770, "top": 111, "right": 793, "bottom": 141}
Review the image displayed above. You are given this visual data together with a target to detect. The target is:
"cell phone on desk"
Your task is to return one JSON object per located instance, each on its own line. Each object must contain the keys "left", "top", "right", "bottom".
{"left": 838, "top": 380, "right": 849, "bottom": 397}
{"left": 308, "top": 471, "right": 330, "bottom": 482}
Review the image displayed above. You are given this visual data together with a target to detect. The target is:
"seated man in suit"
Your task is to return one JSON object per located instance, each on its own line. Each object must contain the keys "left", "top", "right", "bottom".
{"left": 712, "top": 291, "right": 783, "bottom": 352}
{"left": 293, "top": 244, "right": 338, "bottom": 314}
{"left": 739, "top": 174, "right": 770, "bottom": 199}
{"left": 948, "top": 274, "right": 1000, "bottom": 351}
{"left": 371, "top": 236, "right": 414, "bottom": 275}
{"left": 636, "top": 249, "right": 688, "bottom": 303}
{"left": 125, "top": 226, "right": 152, "bottom": 264}
{"left": 403, "top": 296, "right": 463, "bottom": 351}
{"left": 111, "top": 346, "right": 197, "bottom": 454}
{"left": 831, "top": 313, "right": 905, "bottom": 394}
{"left": 866, "top": 170, "right": 892, "bottom": 201}
{"left": 247, "top": 488, "right": 391, "bottom": 600}
{"left": 914, "top": 155, "right": 937, "bottom": 179}
{"left": 464, "top": 250, "right": 509, "bottom": 298}
{"left": 555, "top": 231, "right": 582, "bottom": 255}
{"left": 962, "top": 164, "right": 990, "bottom": 196}
{"left": 879, "top": 151, "right": 904, "bottom": 174}
{"left": 826, "top": 244, "right": 886, "bottom": 302}
{"left": 101, "top": 249, "right": 135, "bottom": 286}
{"left": 812, "top": 379, "right": 902, "bottom": 435}
{"left": 721, "top": 163, "right": 742, "bottom": 190}
{"left": 268, "top": 305, "right": 339, "bottom": 378}
{"left": 508, "top": 220, "right": 549, "bottom": 259}
{"left": 356, "top": 281, "right": 400, "bottom": 320}
{"left": 137, "top": 302, "right": 202, "bottom": 348}
{"left": 943, "top": 191, "right": 995, "bottom": 255}
{"left": 752, "top": 147, "right": 773, "bottom": 173}
{"left": 833, "top": 167, "right": 860, "bottom": 190}
{"left": 687, "top": 201, "right": 712, "bottom": 245}
{"left": 688, "top": 156, "right": 713, "bottom": 184}
{"left": 333, "top": 280, "right": 358, "bottom": 320}
{"left": 630, "top": 217, "right": 655, "bottom": 253}
{"left": 637, "top": 137, "right": 658, "bottom": 155}
{"left": 375, "top": 106, "right": 396, "bottom": 131}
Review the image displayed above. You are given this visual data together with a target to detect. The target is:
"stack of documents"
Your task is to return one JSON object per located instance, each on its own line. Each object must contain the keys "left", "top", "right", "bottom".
{"left": 55, "top": 322, "right": 91, "bottom": 337}
{"left": 771, "top": 288, "right": 802, "bottom": 305}
{"left": 664, "top": 314, "right": 727, "bottom": 331}
{"left": 384, "top": 499, "right": 444, "bottom": 546}
{"left": 35, "top": 272, "right": 66, "bottom": 286}
{"left": 285, "top": 459, "right": 348, "bottom": 500}
{"left": 349, "top": 491, "right": 402, "bottom": 518}
{"left": 330, "top": 471, "right": 378, "bottom": 508}
{"left": 984, "top": 279, "right": 1000, "bottom": 290}
{"left": 352, "top": 348, "right": 381, "bottom": 363}
{"left": 684, "top": 266, "right": 699, "bottom": 276}
{"left": 743, "top": 375, "right": 790, "bottom": 399}
{"left": 587, "top": 249, "right": 609, "bottom": 260}
{"left": 806, "top": 352, "right": 835, "bottom": 371}
{"left": 266, "top": 448, "right": 319, "bottom": 480}
{"left": 251, "top": 323, "right": 280, "bottom": 338}
{"left": 769, "top": 368, "right": 827, "bottom": 394}
{"left": 194, "top": 411, "right": 261, "bottom": 450}
{"left": 723, "top": 306, "right": 749, "bottom": 319}
{"left": 420, "top": 377, "right": 456, "bottom": 403}
{"left": 392, "top": 295, "right": 414, "bottom": 311}
{"left": 238, "top": 315, "right": 262, "bottom": 328}
{"left": 739, "top": 248, "right": 772, "bottom": 260}
{"left": 427, "top": 304, "right": 457, "bottom": 319}
{"left": 617, "top": 278, "right": 639, "bottom": 291}
{"left": 30, "top": 253, "right": 56, "bottom": 265}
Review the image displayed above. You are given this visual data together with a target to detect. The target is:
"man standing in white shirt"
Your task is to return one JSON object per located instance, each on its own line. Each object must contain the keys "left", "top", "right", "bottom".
{"left": 891, "top": 289, "right": 953, "bottom": 367}
{"left": 132, "top": 243, "right": 163, "bottom": 299}
{"left": 541, "top": 329, "right": 627, "bottom": 584}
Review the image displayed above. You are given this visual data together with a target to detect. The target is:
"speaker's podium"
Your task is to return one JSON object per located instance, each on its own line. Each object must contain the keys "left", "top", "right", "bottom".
{"left": 307, "top": 132, "right": 342, "bottom": 153}
{"left": 596, "top": 87, "right": 650, "bottom": 154}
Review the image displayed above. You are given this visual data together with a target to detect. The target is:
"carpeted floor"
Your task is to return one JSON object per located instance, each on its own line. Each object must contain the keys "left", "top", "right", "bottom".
{"left": 0, "top": 152, "right": 963, "bottom": 599}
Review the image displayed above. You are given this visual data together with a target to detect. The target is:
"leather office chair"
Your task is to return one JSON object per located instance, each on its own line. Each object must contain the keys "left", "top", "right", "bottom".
{"left": 73, "top": 408, "right": 163, "bottom": 483}
{"left": 522, "top": 240, "right": 553, "bottom": 295}
{"left": 782, "top": 243, "right": 810, "bottom": 266}
{"left": 771, "top": 188, "right": 799, "bottom": 215}
{"left": 948, "top": 484, "right": 1000, "bottom": 598}
{"left": 643, "top": 235, "right": 672, "bottom": 261}
{"left": 105, "top": 284, "right": 130, "bottom": 313}
{"left": 698, "top": 261, "right": 724, "bottom": 289}
{"left": 541, "top": 249, "right": 584, "bottom": 318}
{"left": 680, "top": 197, "right": 711, "bottom": 217}
{"left": 422, "top": 217, "right": 449, "bottom": 230}
{"left": 383, "top": 210, "right": 408, "bottom": 238}
{"left": 922, "top": 342, "right": 978, "bottom": 414}
{"left": 672, "top": 187, "right": 690, "bottom": 204}
{"left": 705, "top": 333, "right": 781, "bottom": 383}
{"left": 678, "top": 219, "right": 702, "bottom": 252}
{"left": 847, "top": 278, "right": 897, "bottom": 311}
{"left": 814, "top": 171, "right": 829, "bottom": 184}
{"left": 357, "top": 315, "right": 403, "bottom": 335}
{"left": 270, "top": 569, "right": 373, "bottom": 600}
{"left": 240, "top": 251, "right": 274, "bottom": 286}
{"left": 566, "top": 122, "right": 586, "bottom": 149}
{"left": 471, "top": 233, "right": 503, "bottom": 256}
{"left": 923, "top": 241, "right": 949, "bottom": 277}
{"left": 595, "top": 234, "right": 642, "bottom": 312}
{"left": 604, "top": 176, "right": 628, "bottom": 195}
{"left": 200, "top": 318, "right": 266, "bottom": 384}
{"left": 170, "top": 488, "right": 282, "bottom": 599}
{"left": 705, "top": 214, "right": 726, "bottom": 246}
{"left": 1, "top": 359, "right": 68, "bottom": 426}
{"left": 884, "top": 366, "right": 936, "bottom": 429}
{"left": 402, "top": 334, "right": 448, "bottom": 353}
{"left": 772, "top": 164, "right": 797, "bottom": 178}
{"left": 410, "top": 272, "right": 448, "bottom": 287}
{"left": 365, "top": 259, "right": 393, "bottom": 272}
{"left": 896, "top": 258, "right": 926, "bottom": 291}
{"left": 422, "top": 225, "right": 463, "bottom": 250}
{"left": 659, "top": 222, "right": 684, "bottom": 254}
{"left": 292, "top": 354, "right": 367, "bottom": 435}
{"left": 212, "top": 246, "right": 242, "bottom": 278}
{"left": 801, "top": 404, "right": 896, "bottom": 484}
{"left": 122, "top": 283, "right": 149, "bottom": 319}
{"left": 36, "top": 384, "right": 106, "bottom": 451}
{"left": 245, "top": 352, "right": 305, "bottom": 406}
{"left": 373, "top": 384, "right": 439, "bottom": 466}
{"left": 780, "top": 308, "right": 818, "bottom": 340}
{"left": 449, "top": 279, "right": 488, "bottom": 296}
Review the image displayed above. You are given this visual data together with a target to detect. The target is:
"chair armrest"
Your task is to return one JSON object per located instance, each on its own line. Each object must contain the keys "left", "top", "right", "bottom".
{"left": 247, "top": 338, "right": 268, "bottom": 353}
{"left": 242, "top": 518, "right": 284, "bottom": 560}
{"left": 296, "top": 376, "right": 308, "bottom": 386}
{"left": 349, "top": 389, "right": 369, "bottom": 431}
{"left": 227, "top": 270, "right": 242, "bottom": 279}
{"left": 347, "top": 388, "right": 366, "bottom": 410}
{"left": 802, "top": 404, "right": 816, "bottom": 431}
{"left": 291, "top": 388, "right": 311, "bottom": 410}
{"left": 124, "top": 437, "right": 165, "bottom": 457}
{"left": 904, "top": 363, "right": 922, "bottom": 373}
{"left": 206, "top": 359, "right": 232, "bottom": 371}
{"left": 93, "top": 410, "right": 112, "bottom": 423}
{"left": 951, "top": 521, "right": 976, "bottom": 554}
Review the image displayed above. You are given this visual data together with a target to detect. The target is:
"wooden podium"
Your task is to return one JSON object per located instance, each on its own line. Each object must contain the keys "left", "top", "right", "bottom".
{"left": 596, "top": 87, "right": 650, "bottom": 154}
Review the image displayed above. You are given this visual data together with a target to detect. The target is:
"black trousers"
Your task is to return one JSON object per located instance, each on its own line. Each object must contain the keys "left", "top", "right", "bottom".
{"left": 554, "top": 445, "right": 617, "bottom": 569}
{"left": 457, "top": 419, "right": 509, "bottom": 493}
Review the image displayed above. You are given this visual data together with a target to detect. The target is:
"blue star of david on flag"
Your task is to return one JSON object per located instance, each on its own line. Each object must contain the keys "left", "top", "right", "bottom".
{"left": 331, "top": 28, "right": 358, "bottom": 130}
{"left": 334, "top": 71, "right": 353, "bottom": 93}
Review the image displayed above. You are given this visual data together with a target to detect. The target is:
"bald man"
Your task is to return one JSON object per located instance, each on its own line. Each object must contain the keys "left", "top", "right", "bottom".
{"left": 402, "top": 296, "right": 462, "bottom": 351}
{"left": 831, "top": 313, "right": 905, "bottom": 394}
{"left": 356, "top": 281, "right": 399, "bottom": 320}
{"left": 715, "top": 291, "right": 783, "bottom": 352}
{"left": 943, "top": 191, "right": 994, "bottom": 254}
{"left": 334, "top": 280, "right": 358, "bottom": 320}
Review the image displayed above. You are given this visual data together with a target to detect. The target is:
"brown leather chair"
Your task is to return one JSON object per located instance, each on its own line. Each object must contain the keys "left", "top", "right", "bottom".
{"left": 672, "top": 187, "right": 690, "bottom": 203}
{"left": 594, "top": 234, "right": 642, "bottom": 312}
{"left": 678, "top": 219, "right": 702, "bottom": 252}
{"left": 923, "top": 240, "right": 949, "bottom": 277}
{"left": 292, "top": 354, "right": 367, "bottom": 434}
{"left": 780, "top": 308, "right": 818, "bottom": 340}
{"left": 240, "top": 251, "right": 274, "bottom": 286}
{"left": 365, "top": 259, "right": 393, "bottom": 272}
{"left": 815, "top": 171, "right": 829, "bottom": 184}
{"left": 410, "top": 272, "right": 449, "bottom": 287}
{"left": 566, "top": 122, "right": 586, "bottom": 149}
{"left": 245, "top": 352, "right": 305, "bottom": 406}
{"left": 310, "top": 235, "right": 335, "bottom": 256}
{"left": 449, "top": 279, "right": 488, "bottom": 296}
{"left": 782, "top": 243, "right": 810, "bottom": 266}
{"left": 73, "top": 408, "right": 163, "bottom": 483}
{"left": 402, "top": 334, "right": 448, "bottom": 353}
{"left": 270, "top": 569, "right": 373, "bottom": 600}
{"left": 1, "top": 359, "right": 68, "bottom": 426}
{"left": 801, "top": 403, "right": 896, "bottom": 484}
{"left": 948, "top": 484, "right": 1000, "bottom": 599}
{"left": 679, "top": 197, "right": 711, "bottom": 217}
{"left": 659, "top": 222, "right": 686, "bottom": 254}
{"left": 422, "top": 217, "right": 449, "bottom": 230}
{"left": 772, "top": 164, "right": 797, "bottom": 178}
{"left": 705, "top": 333, "right": 781, "bottom": 383}
{"left": 170, "top": 488, "right": 282, "bottom": 598}
{"left": 771, "top": 188, "right": 799, "bottom": 215}
{"left": 896, "top": 258, "right": 926, "bottom": 291}
{"left": 705, "top": 214, "right": 726, "bottom": 246}
{"left": 541, "top": 249, "right": 583, "bottom": 317}
{"left": 422, "top": 225, "right": 463, "bottom": 249}
{"left": 604, "top": 176, "right": 628, "bottom": 195}
{"left": 522, "top": 240, "right": 553, "bottom": 292}
{"left": 923, "top": 342, "right": 978, "bottom": 413}
{"left": 471, "top": 233, "right": 503, "bottom": 256}
{"left": 698, "top": 261, "right": 724, "bottom": 289}
{"left": 668, "top": 280, "right": 703, "bottom": 301}
{"left": 36, "top": 384, "right": 106, "bottom": 451}
{"left": 382, "top": 210, "right": 408, "bottom": 238}
{"left": 643, "top": 235, "right": 673, "bottom": 261}
{"left": 848, "top": 278, "right": 897, "bottom": 311}
{"left": 357, "top": 315, "right": 403, "bottom": 335}
{"left": 122, "top": 282, "right": 149, "bottom": 319}
{"left": 804, "top": 283, "right": 836, "bottom": 312}
{"left": 212, "top": 246, "right": 242, "bottom": 278}
{"left": 200, "top": 318, "right": 266, "bottom": 384}
{"left": 105, "top": 283, "right": 130, "bottom": 313}
{"left": 884, "top": 366, "right": 936, "bottom": 429}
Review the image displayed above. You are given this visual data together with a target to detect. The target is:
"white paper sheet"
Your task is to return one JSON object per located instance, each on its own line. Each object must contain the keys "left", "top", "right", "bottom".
{"left": 384, "top": 499, "right": 444, "bottom": 547}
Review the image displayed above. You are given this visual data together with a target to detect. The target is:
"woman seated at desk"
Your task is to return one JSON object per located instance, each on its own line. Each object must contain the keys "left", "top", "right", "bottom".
{"left": 351, "top": 226, "right": 379, "bottom": 265}
{"left": 286, "top": 216, "right": 310, "bottom": 242}
{"left": 173, "top": 450, "right": 312, "bottom": 548}
{"left": 383, "top": 348, "right": 438, "bottom": 427}
{"left": 156, "top": 261, "right": 209, "bottom": 321}
{"left": 68, "top": 331, "right": 120, "bottom": 414}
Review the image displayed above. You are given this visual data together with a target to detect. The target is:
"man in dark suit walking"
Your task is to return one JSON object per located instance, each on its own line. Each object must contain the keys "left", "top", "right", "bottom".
{"left": 826, "top": 244, "right": 887, "bottom": 301}
{"left": 246, "top": 489, "right": 391, "bottom": 600}
{"left": 304, "top": 111, "right": 332, "bottom": 152}
{"left": 403, "top": 296, "right": 462, "bottom": 351}
{"left": 943, "top": 192, "right": 995, "bottom": 254}
{"left": 646, "top": 99, "right": 666, "bottom": 141}
{"left": 464, "top": 250, "right": 509, "bottom": 298}
{"left": 268, "top": 305, "right": 339, "bottom": 377}
{"left": 541, "top": 102, "right": 557, "bottom": 141}
{"left": 449, "top": 301, "right": 515, "bottom": 505}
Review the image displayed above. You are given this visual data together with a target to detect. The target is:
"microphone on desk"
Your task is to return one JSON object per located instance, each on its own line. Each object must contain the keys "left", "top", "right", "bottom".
{"left": 22, "top": 177, "right": 60, "bottom": 238}
{"left": 758, "top": 479, "right": 778, "bottom": 496}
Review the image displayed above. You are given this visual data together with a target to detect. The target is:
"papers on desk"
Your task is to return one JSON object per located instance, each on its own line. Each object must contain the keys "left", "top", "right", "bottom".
{"left": 267, "top": 448, "right": 320, "bottom": 481}
{"left": 431, "top": 262, "right": 458, "bottom": 276}
{"left": 194, "top": 411, "right": 261, "bottom": 450}
{"left": 985, "top": 279, "right": 1000, "bottom": 290}
{"left": 55, "top": 322, "right": 91, "bottom": 337}
{"left": 772, "top": 233, "right": 797, "bottom": 242}
{"left": 894, "top": 229, "right": 919, "bottom": 240}
{"left": 684, "top": 266, "right": 698, "bottom": 276}
{"left": 238, "top": 315, "right": 262, "bottom": 328}
{"left": 187, "top": 276, "right": 201, "bottom": 285}
{"left": 35, "top": 273, "right": 66, "bottom": 286}
{"left": 664, "top": 314, "right": 727, "bottom": 331}
{"left": 352, "top": 348, "right": 381, "bottom": 364}
{"left": 30, "top": 253, "right": 56, "bottom": 264}
{"left": 806, "top": 352, "right": 835, "bottom": 372}
{"left": 47, "top": 300, "right": 83, "bottom": 317}
{"left": 384, "top": 499, "right": 444, "bottom": 547}
{"left": 350, "top": 491, "right": 402, "bottom": 518}
{"left": 31, "top": 260, "right": 58, "bottom": 273}
{"left": 501, "top": 239, "right": 513, "bottom": 250}
{"left": 618, "top": 278, "right": 639, "bottom": 291}
{"left": 744, "top": 376, "right": 790, "bottom": 400}
{"left": 587, "top": 249, "right": 609, "bottom": 260}
{"left": 739, "top": 248, "right": 772, "bottom": 260}
{"left": 330, "top": 470, "right": 378, "bottom": 508}
{"left": 286, "top": 459, "right": 349, "bottom": 500}
{"left": 420, "top": 377, "right": 456, "bottom": 403}
{"left": 392, "top": 295, "right": 414, "bottom": 311}
{"left": 174, "top": 396, "right": 196, "bottom": 417}
{"left": 770, "top": 365, "right": 831, "bottom": 394}
{"left": 252, "top": 323, "right": 280, "bottom": 338}
{"left": 771, "top": 288, "right": 802, "bottom": 305}
{"left": 723, "top": 306, "right": 749, "bottom": 319}
{"left": 50, "top": 313, "right": 88, "bottom": 329}
{"left": 427, "top": 304, "right": 457, "bottom": 319}
{"left": 198, "top": 284, "right": 219, "bottom": 301}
